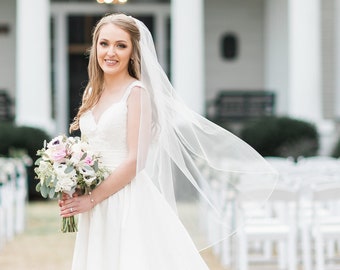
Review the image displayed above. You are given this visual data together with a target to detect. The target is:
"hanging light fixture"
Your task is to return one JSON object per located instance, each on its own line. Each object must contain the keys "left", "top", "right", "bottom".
{"left": 97, "top": 0, "right": 128, "bottom": 4}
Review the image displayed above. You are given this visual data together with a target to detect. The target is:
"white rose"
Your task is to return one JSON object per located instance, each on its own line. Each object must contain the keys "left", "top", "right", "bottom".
{"left": 78, "top": 164, "right": 96, "bottom": 185}
{"left": 54, "top": 163, "right": 76, "bottom": 177}
{"left": 53, "top": 164, "right": 77, "bottom": 192}
{"left": 55, "top": 176, "right": 77, "bottom": 192}
{"left": 70, "top": 143, "right": 83, "bottom": 164}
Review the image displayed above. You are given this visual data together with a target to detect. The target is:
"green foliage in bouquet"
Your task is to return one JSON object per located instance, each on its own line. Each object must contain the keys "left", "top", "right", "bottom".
{"left": 240, "top": 116, "right": 319, "bottom": 159}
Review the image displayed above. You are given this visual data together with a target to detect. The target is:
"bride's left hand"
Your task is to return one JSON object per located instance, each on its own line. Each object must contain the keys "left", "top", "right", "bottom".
{"left": 59, "top": 194, "right": 93, "bottom": 217}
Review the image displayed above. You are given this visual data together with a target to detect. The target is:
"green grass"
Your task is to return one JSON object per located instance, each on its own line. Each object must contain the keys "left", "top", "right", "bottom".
{"left": 0, "top": 201, "right": 76, "bottom": 270}
{"left": 0, "top": 201, "right": 225, "bottom": 270}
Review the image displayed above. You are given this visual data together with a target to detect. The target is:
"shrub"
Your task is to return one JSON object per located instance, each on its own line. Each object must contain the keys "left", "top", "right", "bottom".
{"left": 331, "top": 137, "right": 340, "bottom": 158}
{"left": 0, "top": 122, "right": 51, "bottom": 200}
{"left": 240, "top": 116, "right": 319, "bottom": 159}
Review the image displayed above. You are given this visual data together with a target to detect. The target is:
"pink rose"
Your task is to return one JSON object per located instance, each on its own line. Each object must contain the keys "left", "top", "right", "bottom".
{"left": 51, "top": 149, "right": 67, "bottom": 163}
{"left": 84, "top": 155, "right": 94, "bottom": 166}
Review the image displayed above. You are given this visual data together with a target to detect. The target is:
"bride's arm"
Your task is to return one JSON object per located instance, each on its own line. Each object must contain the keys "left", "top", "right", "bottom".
{"left": 60, "top": 86, "right": 147, "bottom": 217}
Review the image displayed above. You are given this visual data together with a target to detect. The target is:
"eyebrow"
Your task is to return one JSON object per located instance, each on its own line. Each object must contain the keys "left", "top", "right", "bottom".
{"left": 99, "top": 38, "right": 128, "bottom": 43}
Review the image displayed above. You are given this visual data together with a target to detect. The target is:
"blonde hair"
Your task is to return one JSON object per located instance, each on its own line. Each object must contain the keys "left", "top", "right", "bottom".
{"left": 69, "top": 13, "right": 141, "bottom": 133}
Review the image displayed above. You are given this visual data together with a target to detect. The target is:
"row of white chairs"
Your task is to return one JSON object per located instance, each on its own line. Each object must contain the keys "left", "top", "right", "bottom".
{"left": 0, "top": 157, "right": 28, "bottom": 251}
{"left": 266, "top": 156, "right": 340, "bottom": 270}
{"left": 198, "top": 156, "right": 340, "bottom": 270}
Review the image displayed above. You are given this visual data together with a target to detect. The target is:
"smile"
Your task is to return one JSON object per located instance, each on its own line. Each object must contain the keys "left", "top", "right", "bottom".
{"left": 105, "top": 59, "right": 118, "bottom": 65}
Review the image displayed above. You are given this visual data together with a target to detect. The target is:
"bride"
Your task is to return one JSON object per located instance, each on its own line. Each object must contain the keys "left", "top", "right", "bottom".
{"left": 59, "top": 13, "right": 277, "bottom": 269}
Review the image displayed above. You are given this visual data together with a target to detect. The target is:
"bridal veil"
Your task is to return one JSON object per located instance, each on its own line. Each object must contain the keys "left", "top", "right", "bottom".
{"left": 130, "top": 16, "right": 278, "bottom": 251}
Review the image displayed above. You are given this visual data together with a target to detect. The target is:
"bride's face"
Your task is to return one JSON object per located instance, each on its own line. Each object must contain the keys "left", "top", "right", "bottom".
{"left": 96, "top": 23, "right": 133, "bottom": 77}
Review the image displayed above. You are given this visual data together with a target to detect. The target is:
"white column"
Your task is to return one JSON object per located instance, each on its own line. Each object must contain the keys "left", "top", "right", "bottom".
{"left": 16, "top": 0, "right": 54, "bottom": 133}
{"left": 264, "top": 0, "right": 289, "bottom": 115}
{"left": 155, "top": 14, "right": 167, "bottom": 73}
{"left": 54, "top": 12, "right": 69, "bottom": 135}
{"left": 171, "top": 0, "right": 205, "bottom": 115}
{"left": 335, "top": 0, "right": 340, "bottom": 118}
{"left": 288, "top": 0, "right": 322, "bottom": 122}
{"left": 288, "top": 0, "right": 337, "bottom": 155}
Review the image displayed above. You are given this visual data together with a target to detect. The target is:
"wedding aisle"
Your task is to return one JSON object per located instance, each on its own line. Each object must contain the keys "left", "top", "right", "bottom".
{"left": 0, "top": 201, "right": 226, "bottom": 270}
{"left": 0, "top": 201, "right": 75, "bottom": 270}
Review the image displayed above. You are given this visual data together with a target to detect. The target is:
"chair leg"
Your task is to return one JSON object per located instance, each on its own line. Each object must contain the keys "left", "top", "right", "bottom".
{"left": 0, "top": 203, "right": 5, "bottom": 250}
{"left": 301, "top": 227, "right": 312, "bottom": 270}
{"left": 237, "top": 232, "right": 248, "bottom": 270}
{"left": 278, "top": 240, "right": 286, "bottom": 269}
{"left": 221, "top": 237, "right": 231, "bottom": 267}
{"left": 263, "top": 240, "right": 272, "bottom": 260}
{"left": 288, "top": 233, "right": 297, "bottom": 270}
{"left": 326, "top": 240, "right": 335, "bottom": 260}
{"left": 315, "top": 231, "right": 325, "bottom": 270}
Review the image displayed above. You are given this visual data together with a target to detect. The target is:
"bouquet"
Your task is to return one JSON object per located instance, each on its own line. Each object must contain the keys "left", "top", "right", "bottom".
{"left": 34, "top": 135, "right": 109, "bottom": 232}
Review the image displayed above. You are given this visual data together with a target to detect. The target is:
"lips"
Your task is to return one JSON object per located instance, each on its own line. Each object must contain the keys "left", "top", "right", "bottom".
{"left": 105, "top": 59, "right": 118, "bottom": 65}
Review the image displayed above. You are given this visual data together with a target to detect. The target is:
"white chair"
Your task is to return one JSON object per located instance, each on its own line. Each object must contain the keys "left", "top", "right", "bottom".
{"left": 296, "top": 156, "right": 340, "bottom": 185}
{"left": 310, "top": 183, "right": 340, "bottom": 270}
{"left": 3, "top": 160, "right": 16, "bottom": 242}
{"left": 265, "top": 156, "right": 295, "bottom": 170}
{"left": 194, "top": 157, "right": 230, "bottom": 262}
{"left": 13, "top": 158, "right": 27, "bottom": 234}
{"left": 0, "top": 167, "right": 6, "bottom": 250}
{"left": 205, "top": 170, "right": 235, "bottom": 268}
{"left": 295, "top": 156, "right": 340, "bottom": 270}
{"left": 215, "top": 177, "right": 235, "bottom": 268}
{"left": 196, "top": 157, "right": 236, "bottom": 268}
{"left": 235, "top": 187, "right": 299, "bottom": 270}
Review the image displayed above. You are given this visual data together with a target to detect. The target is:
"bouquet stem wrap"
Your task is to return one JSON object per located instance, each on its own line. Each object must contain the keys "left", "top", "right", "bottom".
{"left": 61, "top": 188, "right": 77, "bottom": 233}
{"left": 62, "top": 215, "right": 77, "bottom": 233}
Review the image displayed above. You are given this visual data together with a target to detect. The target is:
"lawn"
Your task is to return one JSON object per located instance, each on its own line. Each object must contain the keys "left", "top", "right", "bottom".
{"left": 0, "top": 201, "right": 225, "bottom": 270}
{"left": 0, "top": 200, "right": 75, "bottom": 270}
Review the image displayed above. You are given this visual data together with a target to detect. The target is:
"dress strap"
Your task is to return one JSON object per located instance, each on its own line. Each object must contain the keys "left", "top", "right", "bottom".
{"left": 121, "top": 80, "right": 145, "bottom": 103}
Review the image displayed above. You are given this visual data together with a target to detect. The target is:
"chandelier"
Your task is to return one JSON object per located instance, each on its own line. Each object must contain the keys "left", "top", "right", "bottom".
{"left": 96, "top": 0, "right": 128, "bottom": 4}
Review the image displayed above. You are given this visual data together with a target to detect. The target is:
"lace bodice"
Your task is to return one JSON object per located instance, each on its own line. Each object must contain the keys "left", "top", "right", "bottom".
{"left": 79, "top": 81, "right": 142, "bottom": 170}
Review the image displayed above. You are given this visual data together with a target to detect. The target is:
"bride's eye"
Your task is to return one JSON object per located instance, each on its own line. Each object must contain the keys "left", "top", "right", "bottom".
{"left": 99, "top": 41, "right": 108, "bottom": 47}
{"left": 117, "top": 43, "right": 127, "bottom": 49}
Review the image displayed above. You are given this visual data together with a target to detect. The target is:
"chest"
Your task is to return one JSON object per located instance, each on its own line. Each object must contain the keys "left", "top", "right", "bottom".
{"left": 80, "top": 102, "right": 128, "bottom": 137}
{"left": 92, "top": 91, "right": 127, "bottom": 123}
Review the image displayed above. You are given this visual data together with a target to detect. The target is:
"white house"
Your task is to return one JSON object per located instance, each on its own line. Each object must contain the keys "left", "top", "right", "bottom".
{"left": 0, "top": 0, "right": 339, "bottom": 155}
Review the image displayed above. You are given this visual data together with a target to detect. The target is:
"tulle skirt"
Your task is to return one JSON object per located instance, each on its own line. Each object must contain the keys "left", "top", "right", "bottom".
{"left": 71, "top": 171, "right": 209, "bottom": 270}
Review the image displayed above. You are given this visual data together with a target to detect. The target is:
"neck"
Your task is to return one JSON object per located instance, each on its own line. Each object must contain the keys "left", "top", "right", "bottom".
{"left": 103, "top": 72, "right": 134, "bottom": 93}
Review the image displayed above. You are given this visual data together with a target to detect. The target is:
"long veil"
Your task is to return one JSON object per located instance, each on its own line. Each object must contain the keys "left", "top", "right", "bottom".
{"left": 133, "top": 18, "right": 278, "bottom": 251}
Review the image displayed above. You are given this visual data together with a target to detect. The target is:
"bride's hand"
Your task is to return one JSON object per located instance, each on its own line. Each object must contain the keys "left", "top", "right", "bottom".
{"left": 59, "top": 194, "right": 93, "bottom": 217}
{"left": 58, "top": 192, "right": 71, "bottom": 208}
{"left": 58, "top": 188, "right": 83, "bottom": 207}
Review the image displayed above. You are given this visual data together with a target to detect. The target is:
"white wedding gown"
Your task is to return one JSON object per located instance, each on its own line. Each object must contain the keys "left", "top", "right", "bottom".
{"left": 73, "top": 81, "right": 210, "bottom": 270}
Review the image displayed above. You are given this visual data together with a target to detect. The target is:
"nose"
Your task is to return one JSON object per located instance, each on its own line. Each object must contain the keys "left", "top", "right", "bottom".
{"left": 107, "top": 45, "right": 116, "bottom": 56}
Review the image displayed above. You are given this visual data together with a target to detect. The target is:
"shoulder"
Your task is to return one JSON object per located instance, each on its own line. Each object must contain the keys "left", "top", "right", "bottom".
{"left": 127, "top": 81, "right": 148, "bottom": 101}
{"left": 130, "top": 80, "right": 146, "bottom": 92}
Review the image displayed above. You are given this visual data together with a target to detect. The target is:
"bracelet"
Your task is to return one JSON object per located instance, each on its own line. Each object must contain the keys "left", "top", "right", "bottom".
{"left": 88, "top": 191, "right": 96, "bottom": 207}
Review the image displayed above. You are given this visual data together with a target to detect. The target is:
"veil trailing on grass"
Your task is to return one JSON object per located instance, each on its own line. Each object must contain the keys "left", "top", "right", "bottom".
{"left": 133, "top": 18, "right": 278, "bottom": 250}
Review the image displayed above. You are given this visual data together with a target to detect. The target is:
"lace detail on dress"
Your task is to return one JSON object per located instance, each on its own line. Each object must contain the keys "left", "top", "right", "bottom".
{"left": 79, "top": 81, "right": 144, "bottom": 170}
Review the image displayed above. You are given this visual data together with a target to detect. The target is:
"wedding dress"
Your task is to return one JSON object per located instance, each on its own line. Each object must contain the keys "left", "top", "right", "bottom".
{"left": 73, "top": 81, "right": 210, "bottom": 270}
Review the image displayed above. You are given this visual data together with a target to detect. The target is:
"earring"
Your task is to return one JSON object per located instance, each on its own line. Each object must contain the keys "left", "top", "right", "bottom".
{"left": 130, "top": 58, "right": 134, "bottom": 64}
